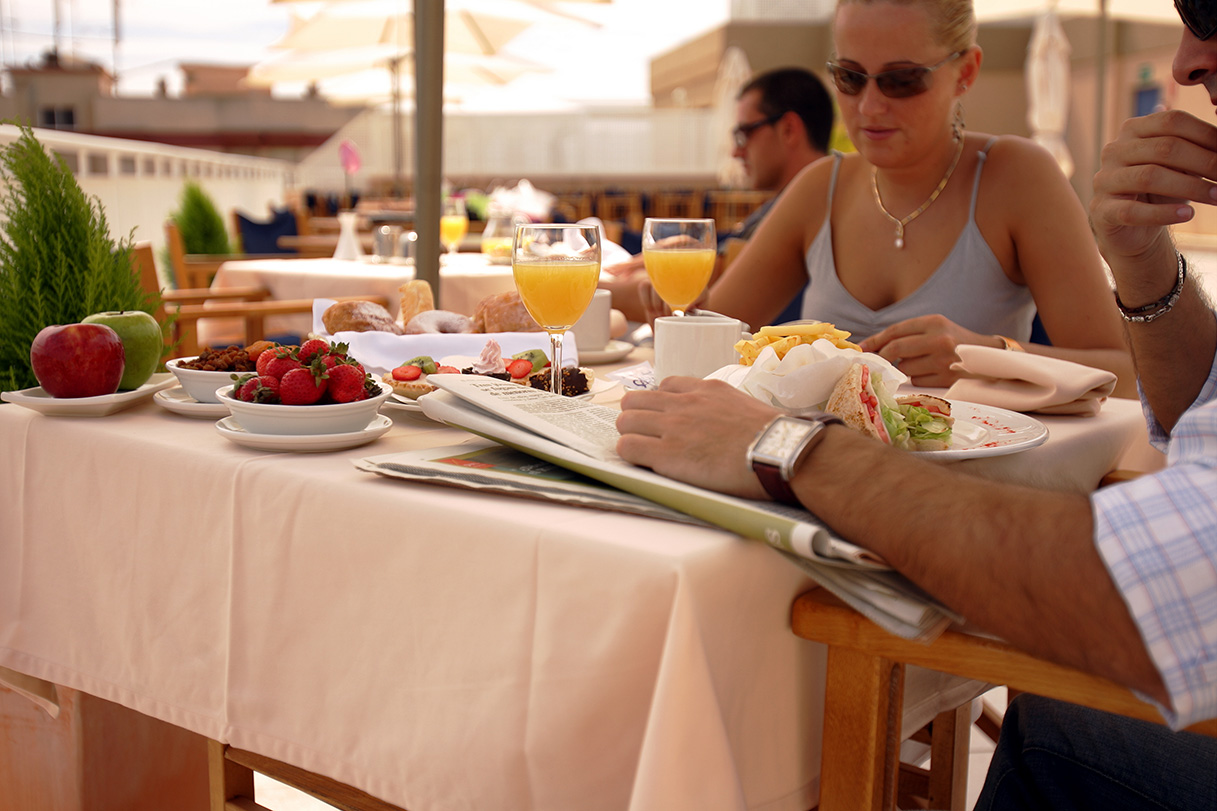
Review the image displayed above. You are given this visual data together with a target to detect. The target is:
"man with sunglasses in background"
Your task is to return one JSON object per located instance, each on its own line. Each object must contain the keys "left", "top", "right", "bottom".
{"left": 617, "top": 2, "right": 1217, "bottom": 805}
{"left": 602, "top": 67, "right": 833, "bottom": 323}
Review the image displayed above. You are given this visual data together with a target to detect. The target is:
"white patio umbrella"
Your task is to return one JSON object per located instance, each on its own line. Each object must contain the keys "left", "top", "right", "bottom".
{"left": 1025, "top": 4, "right": 1073, "bottom": 178}
{"left": 265, "top": 0, "right": 608, "bottom": 303}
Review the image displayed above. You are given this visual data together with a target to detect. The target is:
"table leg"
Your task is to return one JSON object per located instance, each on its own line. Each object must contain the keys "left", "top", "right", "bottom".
{"left": 818, "top": 647, "right": 904, "bottom": 811}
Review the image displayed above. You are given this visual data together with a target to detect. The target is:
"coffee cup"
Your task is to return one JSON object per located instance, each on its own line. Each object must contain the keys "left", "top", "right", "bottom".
{"left": 653, "top": 314, "right": 743, "bottom": 383}
{"left": 572, "top": 289, "right": 612, "bottom": 353}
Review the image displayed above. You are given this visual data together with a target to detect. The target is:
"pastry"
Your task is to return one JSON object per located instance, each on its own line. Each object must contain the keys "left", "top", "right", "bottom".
{"left": 472, "top": 291, "right": 543, "bottom": 333}
{"left": 323, "top": 300, "right": 404, "bottom": 334}
{"left": 405, "top": 310, "right": 475, "bottom": 334}
{"left": 397, "top": 280, "right": 435, "bottom": 330}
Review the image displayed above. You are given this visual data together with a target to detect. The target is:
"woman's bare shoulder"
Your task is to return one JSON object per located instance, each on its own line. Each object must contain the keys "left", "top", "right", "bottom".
{"left": 978, "top": 133, "right": 1067, "bottom": 179}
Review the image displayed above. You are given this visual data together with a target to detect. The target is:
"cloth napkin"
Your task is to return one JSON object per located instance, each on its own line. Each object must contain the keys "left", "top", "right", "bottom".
{"left": 945, "top": 345, "right": 1117, "bottom": 416}
{"left": 0, "top": 666, "right": 59, "bottom": 718}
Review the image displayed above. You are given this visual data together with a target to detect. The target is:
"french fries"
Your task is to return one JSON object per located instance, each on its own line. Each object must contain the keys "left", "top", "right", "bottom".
{"left": 734, "top": 321, "right": 860, "bottom": 366}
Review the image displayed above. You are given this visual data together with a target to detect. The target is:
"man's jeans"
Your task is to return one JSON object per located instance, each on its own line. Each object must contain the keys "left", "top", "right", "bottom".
{"left": 975, "top": 693, "right": 1217, "bottom": 810}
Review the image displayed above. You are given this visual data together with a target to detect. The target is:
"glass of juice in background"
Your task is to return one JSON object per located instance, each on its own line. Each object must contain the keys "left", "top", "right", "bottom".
{"left": 642, "top": 218, "right": 717, "bottom": 316}
{"left": 440, "top": 197, "right": 469, "bottom": 255}
{"left": 512, "top": 224, "right": 602, "bottom": 396}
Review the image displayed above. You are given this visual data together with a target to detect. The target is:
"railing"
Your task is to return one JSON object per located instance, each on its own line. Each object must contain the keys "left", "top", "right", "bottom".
{"left": 0, "top": 125, "right": 294, "bottom": 272}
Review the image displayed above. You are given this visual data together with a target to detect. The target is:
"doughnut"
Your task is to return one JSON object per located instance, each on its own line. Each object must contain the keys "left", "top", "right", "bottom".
{"left": 405, "top": 309, "right": 475, "bottom": 334}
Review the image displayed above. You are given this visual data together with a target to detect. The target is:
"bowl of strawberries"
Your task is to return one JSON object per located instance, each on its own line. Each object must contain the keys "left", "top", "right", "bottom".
{"left": 215, "top": 338, "right": 391, "bottom": 435}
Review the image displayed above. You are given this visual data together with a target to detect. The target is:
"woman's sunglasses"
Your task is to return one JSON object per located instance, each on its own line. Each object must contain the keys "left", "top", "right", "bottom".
{"left": 826, "top": 51, "right": 964, "bottom": 99}
{"left": 1175, "top": 0, "right": 1217, "bottom": 40}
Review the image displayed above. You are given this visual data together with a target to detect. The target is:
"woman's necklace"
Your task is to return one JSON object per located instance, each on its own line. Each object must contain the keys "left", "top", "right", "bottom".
{"left": 871, "top": 136, "right": 965, "bottom": 249}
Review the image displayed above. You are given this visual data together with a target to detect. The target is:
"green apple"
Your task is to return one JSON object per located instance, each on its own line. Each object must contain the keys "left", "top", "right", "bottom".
{"left": 82, "top": 310, "right": 162, "bottom": 390}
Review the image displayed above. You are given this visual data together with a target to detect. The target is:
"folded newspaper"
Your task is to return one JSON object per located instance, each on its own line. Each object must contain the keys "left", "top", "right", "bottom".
{"left": 358, "top": 374, "right": 960, "bottom": 640}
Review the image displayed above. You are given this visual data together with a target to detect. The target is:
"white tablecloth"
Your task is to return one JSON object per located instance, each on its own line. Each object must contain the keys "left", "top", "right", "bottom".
{"left": 0, "top": 394, "right": 1152, "bottom": 810}
{"left": 198, "top": 254, "right": 516, "bottom": 346}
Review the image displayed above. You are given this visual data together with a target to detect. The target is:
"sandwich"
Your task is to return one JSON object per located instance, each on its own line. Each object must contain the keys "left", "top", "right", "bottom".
{"left": 824, "top": 363, "right": 953, "bottom": 451}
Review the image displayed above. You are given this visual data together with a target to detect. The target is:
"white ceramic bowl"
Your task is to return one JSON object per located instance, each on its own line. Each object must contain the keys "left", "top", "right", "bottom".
{"left": 167, "top": 357, "right": 246, "bottom": 404}
{"left": 215, "top": 380, "right": 391, "bottom": 435}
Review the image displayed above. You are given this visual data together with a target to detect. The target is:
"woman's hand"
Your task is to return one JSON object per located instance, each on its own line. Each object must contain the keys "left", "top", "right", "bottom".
{"left": 616, "top": 377, "right": 776, "bottom": 499}
{"left": 1090, "top": 109, "right": 1217, "bottom": 261}
{"left": 858, "top": 314, "right": 995, "bottom": 387}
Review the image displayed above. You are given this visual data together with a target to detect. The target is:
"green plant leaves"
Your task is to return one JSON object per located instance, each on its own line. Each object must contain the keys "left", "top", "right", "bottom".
{"left": 0, "top": 126, "right": 157, "bottom": 392}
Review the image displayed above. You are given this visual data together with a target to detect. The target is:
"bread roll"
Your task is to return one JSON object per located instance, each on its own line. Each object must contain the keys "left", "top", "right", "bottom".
{"left": 473, "top": 291, "right": 543, "bottom": 333}
{"left": 323, "top": 300, "right": 404, "bottom": 334}
{"left": 397, "top": 280, "right": 435, "bottom": 329}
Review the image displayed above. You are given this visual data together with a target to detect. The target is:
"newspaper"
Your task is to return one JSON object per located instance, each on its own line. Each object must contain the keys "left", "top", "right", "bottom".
{"left": 362, "top": 374, "right": 959, "bottom": 640}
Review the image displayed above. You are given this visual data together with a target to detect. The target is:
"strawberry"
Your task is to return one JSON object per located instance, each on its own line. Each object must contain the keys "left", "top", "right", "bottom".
{"left": 327, "top": 364, "right": 369, "bottom": 403}
{"left": 278, "top": 366, "right": 327, "bottom": 405}
{"left": 505, "top": 359, "right": 533, "bottom": 380}
{"left": 435, "top": 365, "right": 460, "bottom": 375}
{"left": 237, "top": 374, "right": 280, "bottom": 404}
{"left": 392, "top": 364, "right": 423, "bottom": 381}
{"left": 297, "top": 338, "right": 330, "bottom": 365}
{"left": 254, "top": 344, "right": 282, "bottom": 376}
{"left": 261, "top": 353, "right": 303, "bottom": 382}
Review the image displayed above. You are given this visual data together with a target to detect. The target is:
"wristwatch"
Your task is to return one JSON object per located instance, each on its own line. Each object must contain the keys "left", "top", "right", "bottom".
{"left": 747, "top": 413, "right": 842, "bottom": 505}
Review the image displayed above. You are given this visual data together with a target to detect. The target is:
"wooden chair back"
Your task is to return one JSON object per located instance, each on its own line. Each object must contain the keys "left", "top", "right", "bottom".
{"left": 595, "top": 191, "right": 645, "bottom": 233}
{"left": 705, "top": 190, "right": 772, "bottom": 233}
{"left": 651, "top": 190, "right": 704, "bottom": 220}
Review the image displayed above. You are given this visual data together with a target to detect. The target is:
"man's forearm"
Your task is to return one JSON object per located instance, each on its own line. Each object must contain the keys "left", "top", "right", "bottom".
{"left": 1110, "top": 241, "right": 1217, "bottom": 432}
{"left": 791, "top": 427, "right": 1169, "bottom": 704}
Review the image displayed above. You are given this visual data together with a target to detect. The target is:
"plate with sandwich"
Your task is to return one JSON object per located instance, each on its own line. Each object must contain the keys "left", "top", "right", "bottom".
{"left": 825, "top": 362, "right": 1047, "bottom": 459}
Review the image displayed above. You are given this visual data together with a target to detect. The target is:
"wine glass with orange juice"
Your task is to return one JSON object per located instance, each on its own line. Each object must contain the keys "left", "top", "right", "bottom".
{"left": 512, "top": 224, "right": 601, "bottom": 396}
{"left": 440, "top": 197, "right": 468, "bottom": 255}
{"left": 642, "top": 218, "right": 717, "bottom": 316}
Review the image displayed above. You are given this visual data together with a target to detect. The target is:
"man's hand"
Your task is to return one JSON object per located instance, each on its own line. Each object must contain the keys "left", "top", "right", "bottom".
{"left": 616, "top": 377, "right": 777, "bottom": 500}
{"left": 858, "top": 314, "right": 988, "bottom": 387}
{"left": 1090, "top": 109, "right": 1217, "bottom": 262}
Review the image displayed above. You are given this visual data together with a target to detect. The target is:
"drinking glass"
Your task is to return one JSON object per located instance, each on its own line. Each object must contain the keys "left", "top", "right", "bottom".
{"left": 642, "top": 218, "right": 717, "bottom": 316}
{"left": 440, "top": 197, "right": 468, "bottom": 255}
{"left": 512, "top": 224, "right": 602, "bottom": 396}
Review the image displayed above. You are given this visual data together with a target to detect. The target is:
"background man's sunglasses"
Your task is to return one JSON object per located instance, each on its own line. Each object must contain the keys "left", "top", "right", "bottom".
{"left": 1175, "top": 0, "right": 1217, "bottom": 40}
{"left": 826, "top": 51, "right": 964, "bottom": 99}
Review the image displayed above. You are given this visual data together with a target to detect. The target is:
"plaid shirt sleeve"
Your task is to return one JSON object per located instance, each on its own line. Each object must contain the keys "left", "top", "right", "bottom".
{"left": 1093, "top": 345, "right": 1217, "bottom": 728}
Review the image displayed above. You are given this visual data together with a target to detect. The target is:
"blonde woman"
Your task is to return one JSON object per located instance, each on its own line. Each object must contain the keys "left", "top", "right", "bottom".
{"left": 696, "top": 0, "right": 1133, "bottom": 393}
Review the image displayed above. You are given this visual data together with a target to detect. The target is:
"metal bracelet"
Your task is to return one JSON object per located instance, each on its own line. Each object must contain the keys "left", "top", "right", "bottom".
{"left": 1115, "top": 251, "right": 1186, "bottom": 324}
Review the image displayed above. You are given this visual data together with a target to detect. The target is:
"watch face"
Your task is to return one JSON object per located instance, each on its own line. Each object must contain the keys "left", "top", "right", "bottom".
{"left": 756, "top": 417, "right": 813, "bottom": 458}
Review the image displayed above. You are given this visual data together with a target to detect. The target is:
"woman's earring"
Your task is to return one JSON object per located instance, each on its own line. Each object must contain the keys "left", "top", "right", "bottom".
{"left": 952, "top": 101, "right": 966, "bottom": 142}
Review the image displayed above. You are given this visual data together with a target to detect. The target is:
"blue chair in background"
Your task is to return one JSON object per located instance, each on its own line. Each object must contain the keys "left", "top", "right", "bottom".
{"left": 232, "top": 208, "right": 300, "bottom": 255}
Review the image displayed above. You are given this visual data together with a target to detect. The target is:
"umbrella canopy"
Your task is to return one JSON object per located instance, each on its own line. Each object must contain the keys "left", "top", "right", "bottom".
{"left": 247, "top": 44, "right": 544, "bottom": 87}
{"left": 711, "top": 46, "right": 752, "bottom": 189}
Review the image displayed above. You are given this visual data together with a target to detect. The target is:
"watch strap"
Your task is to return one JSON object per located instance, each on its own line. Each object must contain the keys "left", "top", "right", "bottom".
{"left": 750, "top": 413, "right": 842, "bottom": 506}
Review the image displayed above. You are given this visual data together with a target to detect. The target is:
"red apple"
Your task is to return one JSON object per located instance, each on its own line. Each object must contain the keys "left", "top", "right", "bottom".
{"left": 30, "top": 323, "right": 126, "bottom": 398}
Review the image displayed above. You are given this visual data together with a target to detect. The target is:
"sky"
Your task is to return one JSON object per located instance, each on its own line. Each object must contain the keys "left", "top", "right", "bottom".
{"left": 0, "top": 0, "right": 732, "bottom": 109}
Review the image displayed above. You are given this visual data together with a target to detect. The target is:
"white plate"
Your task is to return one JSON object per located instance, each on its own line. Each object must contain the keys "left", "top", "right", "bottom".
{"left": 215, "top": 414, "right": 393, "bottom": 452}
{"left": 1, "top": 373, "right": 175, "bottom": 417}
{"left": 579, "top": 339, "right": 634, "bottom": 365}
{"left": 384, "top": 395, "right": 425, "bottom": 413}
{"left": 913, "top": 401, "right": 1048, "bottom": 460}
{"left": 155, "top": 386, "right": 231, "bottom": 418}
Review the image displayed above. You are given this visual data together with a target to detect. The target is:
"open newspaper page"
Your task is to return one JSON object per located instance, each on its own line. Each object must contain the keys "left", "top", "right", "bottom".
{"left": 407, "top": 376, "right": 958, "bottom": 640}
{"left": 356, "top": 442, "right": 710, "bottom": 526}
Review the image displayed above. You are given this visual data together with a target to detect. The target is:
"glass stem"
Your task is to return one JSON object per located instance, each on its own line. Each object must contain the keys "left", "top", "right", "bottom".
{"left": 550, "top": 331, "right": 564, "bottom": 396}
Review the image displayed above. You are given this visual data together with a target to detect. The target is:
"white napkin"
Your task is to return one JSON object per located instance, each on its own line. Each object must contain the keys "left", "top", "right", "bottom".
{"left": 310, "top": 299, "right": 568, "bottom": 376}
{"left": 706, "top": 339, "right": 906, "bottom": 414}
{"left": 945, "top": 345, "right": 1116, "bottom": 416}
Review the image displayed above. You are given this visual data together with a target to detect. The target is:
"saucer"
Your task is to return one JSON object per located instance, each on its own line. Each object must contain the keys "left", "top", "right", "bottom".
{"left": 1, "top": 374, "right": 175, "bottom": 417}
{"left": 215, "top": 414, "right": 393, "bottom": 452}
{"left": 155, "top": 386, "right": 231, "bottom": 418}
{"left": 579, "top": 340, "right": 634, "bottom": 365}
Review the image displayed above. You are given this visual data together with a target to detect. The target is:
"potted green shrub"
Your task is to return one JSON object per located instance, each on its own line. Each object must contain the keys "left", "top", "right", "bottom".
{"left": 0, "top": 125, "right": 160, "bottom": 393}
{"left": 172, "top": 180, "right": 231, "bottom": 254}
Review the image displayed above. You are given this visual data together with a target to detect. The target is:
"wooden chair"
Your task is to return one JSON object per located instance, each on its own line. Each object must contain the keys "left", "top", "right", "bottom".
{"left": 791, "top": 588, "right": 1217, "bottom": 811}
{"left": 164, "top": 221, "right": 289, "bottom": 290}
{"left": 595, "top": 190, "right": 645, "bottom": 233}
{"left": 705, "top": 190, "right": 773, "bottom": 233}
{"left": 209, "top": 740, "right": 405, "bottom": 811}
{"left": 650, "top": 190, "right": 705, "bottom": 220}
{"left": 552, "top": 191, "right": 594, "bottom": 223}
{"left": 135, "top": 239, "right": 387, "bottom": 356}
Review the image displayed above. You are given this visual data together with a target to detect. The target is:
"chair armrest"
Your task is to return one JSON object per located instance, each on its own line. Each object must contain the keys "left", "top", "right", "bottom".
{"left": 162, "top": 286, "right": 270, "bottom": 306}
{"left": 791, "top": 589, "right": 1217, "bottom": 736}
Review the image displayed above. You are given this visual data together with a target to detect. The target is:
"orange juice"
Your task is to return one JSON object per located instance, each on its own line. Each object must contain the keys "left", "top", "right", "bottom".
{"left": 513, "top": 259, "right": 600, "bottom": 331}
{"left": 440, "top": 215, "right": 468, "bottom": 250}
{"left": 643, "top": 247, "right": 716, "bottom": 311}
